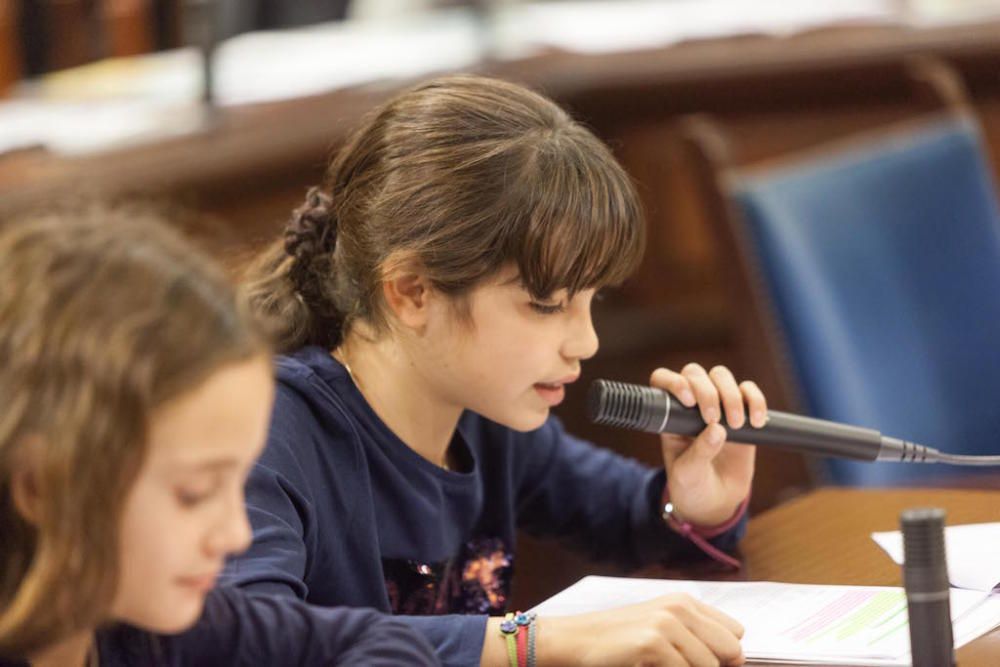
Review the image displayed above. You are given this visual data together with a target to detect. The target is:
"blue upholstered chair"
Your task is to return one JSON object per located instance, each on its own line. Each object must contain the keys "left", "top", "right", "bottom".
{"left": 722, "top": 114, "right": 1000, "bottom": 485}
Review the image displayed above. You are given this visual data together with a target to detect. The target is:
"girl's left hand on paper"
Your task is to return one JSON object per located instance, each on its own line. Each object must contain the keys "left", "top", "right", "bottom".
{"left": 651, "top": 364, "right": 767, "bottom": 527}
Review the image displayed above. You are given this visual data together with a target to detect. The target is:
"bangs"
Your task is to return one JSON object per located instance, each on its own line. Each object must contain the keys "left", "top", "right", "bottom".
{"left": 505, "top": 130, "right": 646, "bottom": 298}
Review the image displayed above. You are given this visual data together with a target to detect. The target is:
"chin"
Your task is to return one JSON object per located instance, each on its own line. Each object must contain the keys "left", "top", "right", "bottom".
{"left": 132, "top": 596, "right": 207, "bottom": 635}
{"left": 501, "top": 408, "right": 550, "bottom": 432}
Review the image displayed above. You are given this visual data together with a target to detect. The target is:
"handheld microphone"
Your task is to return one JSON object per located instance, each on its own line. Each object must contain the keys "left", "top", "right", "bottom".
{"left": 901, "top": 507, "right": 955, "bottom": 667}
{"left": 587, "top": 379, "right": 1000, "bottom": 465}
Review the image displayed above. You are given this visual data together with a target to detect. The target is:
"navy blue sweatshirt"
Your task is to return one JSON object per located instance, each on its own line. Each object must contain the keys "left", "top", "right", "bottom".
{"left": 222, "top": 346, "right": 746, "bottom": 666}
{"left": 0, "top": 586, "right": 439, "bottom": 666}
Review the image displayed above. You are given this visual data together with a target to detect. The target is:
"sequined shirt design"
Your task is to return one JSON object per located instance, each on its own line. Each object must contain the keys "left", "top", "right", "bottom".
{"left": 382, "top": 537, "right": 513, "bottom": 615}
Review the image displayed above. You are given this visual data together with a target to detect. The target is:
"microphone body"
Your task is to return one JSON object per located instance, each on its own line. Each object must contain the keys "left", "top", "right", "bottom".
{"left": 587, "top": 380, "right": 930, "bottom": 462}
{"left": 901, "top": 507, "right": 955, "bottom": 667}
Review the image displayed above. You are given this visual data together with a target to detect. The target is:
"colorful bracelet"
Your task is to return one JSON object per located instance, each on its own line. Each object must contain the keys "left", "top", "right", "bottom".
{"left": 499, "top": 611, "right": 538, "bottom": 667}
{"left": 527, "top": 614, "right": 538, "bottom": 667}
{"left": 500, "top": 613, "right": 518, "bottom": 667}
{"left": 516, "top": 621, "right": 528, "bottom": 666}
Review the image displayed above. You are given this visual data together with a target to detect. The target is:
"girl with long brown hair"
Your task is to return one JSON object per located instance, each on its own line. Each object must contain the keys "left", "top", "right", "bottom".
{"left": 0, "top": 208, "right": 439, "bottom": 666}
{"left": 228, "top": 74, "right": 767, "bottom": 666}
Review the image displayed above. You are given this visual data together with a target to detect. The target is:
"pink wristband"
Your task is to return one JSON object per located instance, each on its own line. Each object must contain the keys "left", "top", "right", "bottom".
{"left": 660, "top": 486, "right": 749, "bottom": 569}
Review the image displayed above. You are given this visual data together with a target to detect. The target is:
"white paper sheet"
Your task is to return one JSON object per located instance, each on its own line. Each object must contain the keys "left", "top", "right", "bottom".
{"left": 0, "top": 98, "right": 207, "bottom": 156}
{"left": 493, "top": 0, "right": 900, "bottom": 56}
{"left": 872, "top": 521, "right": 1000, "bottom": 593}
{"left": 210, "top": 11, "right": 484, "bottom": 106}
{"left": 532, "top": 576, "right": 1000, "bottom": 666}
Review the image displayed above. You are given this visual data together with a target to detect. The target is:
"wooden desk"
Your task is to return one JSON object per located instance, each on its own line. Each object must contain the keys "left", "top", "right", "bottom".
{"left": 740, "top": 488, "right": 1000, "bottom": 666}
{"left": 519, "top": 487, "right": 1000, "bottom": 664}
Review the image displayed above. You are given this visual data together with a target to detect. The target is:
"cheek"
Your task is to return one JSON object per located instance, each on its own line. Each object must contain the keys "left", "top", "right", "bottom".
{"left": 120, "top": 487, "right": 189, "bottom": 566}
{"left": 484, "top": 323, "right": 552, "bottom": 372}
{"left": 434, "top": 298, "right": 556, "bottom": 398}
{"left": 113, "top": 490, "right": 203, "bottom": 628}
{"left": 458, "top": 333, "right": 550, "bottom": 410}
{"left": 455, "top": 324, "right": 528, "bottom": 383}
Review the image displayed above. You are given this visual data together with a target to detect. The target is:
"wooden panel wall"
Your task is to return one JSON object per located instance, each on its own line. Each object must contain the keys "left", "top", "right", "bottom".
{"left": 0, "top": 1, "right": 18, "bottom": 93}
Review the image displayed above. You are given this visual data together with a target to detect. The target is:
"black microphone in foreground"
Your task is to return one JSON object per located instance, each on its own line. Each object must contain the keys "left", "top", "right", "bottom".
{"left": 901, "top": 507, "right": 955, "bottom": 667}
{"left": 587, "top": 379, "right": 1000, "bottom": 465}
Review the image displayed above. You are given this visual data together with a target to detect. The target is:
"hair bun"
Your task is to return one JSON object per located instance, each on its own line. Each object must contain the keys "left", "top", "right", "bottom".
{"left": 284, "top": 186, "right": 337, "bottom": 260}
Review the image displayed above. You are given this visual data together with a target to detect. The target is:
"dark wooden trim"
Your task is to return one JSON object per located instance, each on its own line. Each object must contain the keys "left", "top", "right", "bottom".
{"left": 0, "top": 0, "right": 19, "bottom": 94}
{"left": 101, "top": 0, "right": 154, "bottom": 58}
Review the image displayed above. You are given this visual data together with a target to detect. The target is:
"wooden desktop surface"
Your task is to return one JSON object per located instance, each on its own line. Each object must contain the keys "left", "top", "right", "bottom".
{"left": 740, "top": 488, "right": 1000, "bottom": 666}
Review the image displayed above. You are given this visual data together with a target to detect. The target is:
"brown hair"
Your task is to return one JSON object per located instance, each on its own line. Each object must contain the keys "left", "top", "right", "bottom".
{"left": 0, "top": 205, "right": 268, "bottom": 657}
{"left": 244, "top": 74, "right": 646, "bottom": 352}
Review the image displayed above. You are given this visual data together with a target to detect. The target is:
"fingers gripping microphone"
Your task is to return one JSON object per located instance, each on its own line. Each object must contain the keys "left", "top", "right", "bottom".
{"left": 587, "top": 380, "right": 1000, "bottom": 465}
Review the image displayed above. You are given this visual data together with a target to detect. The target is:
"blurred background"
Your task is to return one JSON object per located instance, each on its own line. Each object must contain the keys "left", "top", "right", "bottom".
{"left": 2, "top": 0, "right": 1000, "bottom": 607}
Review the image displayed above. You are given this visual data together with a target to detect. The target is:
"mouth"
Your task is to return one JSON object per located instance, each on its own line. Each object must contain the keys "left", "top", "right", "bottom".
{"left": 540, "top": 373, "right": 580, "bottom": 387}
{"left": 176, "top": 571, "right": 220, "bottom": 593}
{"left": 533, "top": 375, "right": 579, "bottom": 407}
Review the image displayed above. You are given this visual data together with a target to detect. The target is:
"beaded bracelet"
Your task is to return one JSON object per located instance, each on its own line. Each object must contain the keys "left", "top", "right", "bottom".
{"left": 499, "top": 610, "right": 537, "bottom": 667}
{"left": 527, "top": 615, "right": 537, "bottom": 667}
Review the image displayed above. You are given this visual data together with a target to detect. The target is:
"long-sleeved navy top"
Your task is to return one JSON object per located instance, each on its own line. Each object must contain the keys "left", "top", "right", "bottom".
{"left": 0, "top": 586, "right": 439, "bottom": 666}
{"left": 222, "top": 346, "right": 746, "bottom": 666}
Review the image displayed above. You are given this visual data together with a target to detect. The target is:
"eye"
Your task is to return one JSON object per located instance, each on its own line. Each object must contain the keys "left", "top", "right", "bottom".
{"left": 175, "top": 485, "right": 219, "bottom": 508}
{"left": 529, "top": 301, "right": 566, "bottom": 315}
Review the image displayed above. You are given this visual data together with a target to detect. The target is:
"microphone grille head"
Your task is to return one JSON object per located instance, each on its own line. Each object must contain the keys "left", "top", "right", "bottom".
{"left": 587, "top": 380, "right": 666, "bottom": 432}
{"left": 901, "top": 507, "right": 949, "bottom": 591}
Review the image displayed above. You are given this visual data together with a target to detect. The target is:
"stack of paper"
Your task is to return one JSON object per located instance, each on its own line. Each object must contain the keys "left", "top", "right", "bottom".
{"left": 493, "top": 0, "right": 900, "bottom": 56}
{"left": 872, "top": 521, "right": 1000, "bottom": 592}
{"left": 532, "top": 576, "right": 1000, "bottom": 665}
{"left": 0, "top": 10, "right": 485, "bottom": 155}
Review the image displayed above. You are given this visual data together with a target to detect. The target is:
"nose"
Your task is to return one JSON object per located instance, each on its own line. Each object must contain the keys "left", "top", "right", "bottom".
{"left": 207, "top": 488, "right": 253, "bottom": 558}
{"left": 561, "top": 304, "right": 599, "bottom": 362}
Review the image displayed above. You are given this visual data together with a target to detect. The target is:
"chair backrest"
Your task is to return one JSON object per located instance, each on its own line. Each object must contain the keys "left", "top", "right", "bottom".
{"left": 728, "top": 114, "right": 1000, "bottom": 485}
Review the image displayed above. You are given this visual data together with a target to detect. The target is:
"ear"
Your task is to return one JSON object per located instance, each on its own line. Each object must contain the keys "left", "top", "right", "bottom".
{"left": 9, "top": 436, "right": 44, "bottom": 526}
{"left": 381, "top": 256, "right": 433, "bottom": 332}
